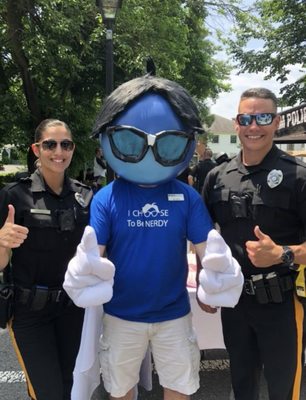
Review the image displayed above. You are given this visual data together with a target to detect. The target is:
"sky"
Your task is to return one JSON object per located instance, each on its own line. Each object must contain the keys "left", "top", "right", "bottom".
{"left": 209, "top": 65, "right": 304, "bottom": 120}
{"left": 206, "top": 1, "right": 304, "bottom": 120}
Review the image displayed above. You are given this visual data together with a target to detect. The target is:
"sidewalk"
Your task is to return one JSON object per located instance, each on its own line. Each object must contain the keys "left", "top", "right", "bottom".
{"left": 0, "top": 164, "right": 27, "bottom": 175}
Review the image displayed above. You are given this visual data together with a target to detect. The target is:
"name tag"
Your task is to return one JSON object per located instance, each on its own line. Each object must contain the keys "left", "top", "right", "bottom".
{"left": 30, "top": 209, "right": 51, "bottom": 215}
{"left": 168, "top": 194, "right": 184, "bottom": 201}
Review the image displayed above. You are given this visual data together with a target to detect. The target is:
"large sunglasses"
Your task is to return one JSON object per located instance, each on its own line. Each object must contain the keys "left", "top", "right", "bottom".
{"left": 236, "top": 113, "right": 276, "bottom": 126}
{"left": 35, "top": 139, "right": 75, "bottom": 151}
{"left": 106, "top": 125, "right": 195, "bottom": 167}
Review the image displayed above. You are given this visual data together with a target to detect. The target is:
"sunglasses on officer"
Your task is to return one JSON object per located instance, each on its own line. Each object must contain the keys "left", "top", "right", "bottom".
{"left": 35, "top": 139, "right": 75, "bottom": 151}
{"left": 236, "top": 113, "right": 277, "bottom": 126}
{"left": 106, "top": 125, "right": 195, "bottom": 167}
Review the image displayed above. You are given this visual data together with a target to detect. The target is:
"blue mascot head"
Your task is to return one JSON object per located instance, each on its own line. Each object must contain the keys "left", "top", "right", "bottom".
{"left": 92, "top": 75, "right": 203, "bottom": 185}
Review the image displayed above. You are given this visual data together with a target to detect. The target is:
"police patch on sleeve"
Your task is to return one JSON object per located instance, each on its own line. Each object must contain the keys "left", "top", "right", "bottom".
{"left": 267, "top": 169, "right": 283, "bottom": 189}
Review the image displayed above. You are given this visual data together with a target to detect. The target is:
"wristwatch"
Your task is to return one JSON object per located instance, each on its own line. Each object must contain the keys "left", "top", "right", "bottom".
{"left": 280, "top": 246, "right": 294, "bottom": 266}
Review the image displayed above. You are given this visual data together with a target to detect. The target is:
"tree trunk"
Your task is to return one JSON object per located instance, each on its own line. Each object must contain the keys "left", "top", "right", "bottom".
{"left": 6, "top": 0, "right": 42, "bottom": 128}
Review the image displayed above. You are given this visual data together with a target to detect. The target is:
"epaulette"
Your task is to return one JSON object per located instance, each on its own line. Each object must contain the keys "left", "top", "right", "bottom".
{"left": 4, "top": 176, "right": 31, "bottom": 190}
{"left": 219, "top": 155, "right": 236, "bottom": 169}
{"left": 19, "top": 176, "right": 32, "bottom": 183}
{"left": 3, "top": 181, "right": 19, "bottom": 190}
{"left": 221, "top": 155, "right": 235, "bottom": 164}
{"left": 279, "top": 152, "right": 306, "bottom": 169}
{"left": 71, "top": 179, "right": 92, "bottom": 191}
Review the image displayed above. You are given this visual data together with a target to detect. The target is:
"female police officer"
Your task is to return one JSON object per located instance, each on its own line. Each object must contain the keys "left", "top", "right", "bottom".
{"left": 0, "top": 119, "right": 92, "bottom": 400}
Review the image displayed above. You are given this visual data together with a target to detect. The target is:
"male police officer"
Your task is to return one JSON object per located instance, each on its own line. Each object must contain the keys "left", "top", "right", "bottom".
{"left": 200, "top": 88, "right": 306, "bottom": 400}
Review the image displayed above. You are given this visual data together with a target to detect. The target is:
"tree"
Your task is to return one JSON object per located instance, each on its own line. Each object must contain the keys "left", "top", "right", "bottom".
{"left": 0, "top": 0, "right": 232, "bottom": 175}
{"left": 1, "top": 0, "right": 104, "bottom": 174}
{"left": 225, "top": 0, "right": 306, "bottom": 106}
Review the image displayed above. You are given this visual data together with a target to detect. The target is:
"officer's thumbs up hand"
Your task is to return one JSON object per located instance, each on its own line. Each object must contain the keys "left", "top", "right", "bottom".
{"left": 253, "top": 226, "right": 268, "bottom": 241}
{"left": 5, "top": 204, "right": 15, "bottom": 224}
{"left": 246, "top": 225, "right": 282, "bottom": 268}
{"left": 0, "top": 204, "right": 29, "bottom": 249}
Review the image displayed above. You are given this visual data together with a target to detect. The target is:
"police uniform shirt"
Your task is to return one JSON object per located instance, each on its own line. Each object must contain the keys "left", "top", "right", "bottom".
{"left": 203, "top": 144, "right": 306, "bottom": 277}
{"left": 190, "top": 159, "right": 217, "bottom": 193}
{"left": 0, "top": 169, "right": 92, "bottom": 288}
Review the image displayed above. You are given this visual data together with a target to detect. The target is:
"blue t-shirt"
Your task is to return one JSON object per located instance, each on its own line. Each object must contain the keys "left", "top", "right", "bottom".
{"left": 90, "top": 178, "right": 213, "bottom": 322}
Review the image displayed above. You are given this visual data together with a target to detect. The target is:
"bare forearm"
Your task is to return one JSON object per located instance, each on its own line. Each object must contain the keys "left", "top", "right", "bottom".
{"left": 194, "top": 241, "right": 206, "bottom": 261}
{"left": 194, "top": 241, "right": 206, "bottom": 286}
{"left": 246, "top": 226, "right": 306, "bottom": 268}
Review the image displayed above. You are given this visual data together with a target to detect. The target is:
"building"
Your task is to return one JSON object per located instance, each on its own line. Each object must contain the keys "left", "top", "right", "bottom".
{"left": 204, "top": 106, "right": 306, "bottom": 161}
{"left": 205, "top": 114, "right": 240, "bottom": 158}
{"left": 274, "top": 103, "right": 306, "bottom": 159}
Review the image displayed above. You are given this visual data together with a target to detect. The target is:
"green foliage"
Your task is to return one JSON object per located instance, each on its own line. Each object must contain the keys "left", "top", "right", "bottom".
{"left": 0, "top": 0, "right": 233, "bottom": 173}
{"left": 1, "top": 0, "right": 104, "bottom": 170}
{"left": 0, "top": 173, "right": 16, "bottom": 188}
{"left": 1, "top": 149, "right": 9, "bottom": 164}
{"left": 225, "top": 0, "right": 306, "bottom": 106}
{"left": 9, "top": 148, "right": 18, "bottom": 162}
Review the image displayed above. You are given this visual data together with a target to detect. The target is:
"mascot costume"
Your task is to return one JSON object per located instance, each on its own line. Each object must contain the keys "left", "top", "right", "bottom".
{"left": 64, "top": 74, "right": 243, "bottom": 400}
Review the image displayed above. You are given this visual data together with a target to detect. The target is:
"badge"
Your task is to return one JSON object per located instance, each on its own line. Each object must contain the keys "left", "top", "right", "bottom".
{"left": 75, "top": 192, "right": 86, "bottom": 207}
{"left": 267, "top": 169, "right": 283, "bottom": 189}
{"left": 168, "top": 194, "right": 184, "bottom": 201}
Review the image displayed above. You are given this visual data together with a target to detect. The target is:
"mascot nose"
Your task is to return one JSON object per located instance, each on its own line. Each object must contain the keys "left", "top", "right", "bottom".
{"left": 147, "top": 134, "right": 156, "bottom": 146}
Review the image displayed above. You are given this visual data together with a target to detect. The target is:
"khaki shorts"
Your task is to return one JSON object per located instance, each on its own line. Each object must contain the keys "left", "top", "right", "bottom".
{"left": 99, "top": 313, "right": 200, "bottom": 397}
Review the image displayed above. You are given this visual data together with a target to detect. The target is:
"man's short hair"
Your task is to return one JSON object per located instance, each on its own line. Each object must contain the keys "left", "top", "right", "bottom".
{"left": 240, "top": 88, "right": 278, "bottom": 111}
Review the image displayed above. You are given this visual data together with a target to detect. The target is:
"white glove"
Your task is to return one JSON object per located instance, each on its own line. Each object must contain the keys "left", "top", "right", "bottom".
{"left": 197, "top": 229, "right": 244, "bottom": 308}
{"left": 63, "top": 226, "right": 115, "bottom": 308}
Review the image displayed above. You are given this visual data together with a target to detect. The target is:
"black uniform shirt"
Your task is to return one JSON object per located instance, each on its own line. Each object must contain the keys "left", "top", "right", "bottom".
{"left": 203, "top": 144, "right": 306, "bottom": 277}
{"left": 190, "top": 159, "right": 217, "bottom": 193}
{"left": 0, "top": 169, "right": 92, "bottom": 287}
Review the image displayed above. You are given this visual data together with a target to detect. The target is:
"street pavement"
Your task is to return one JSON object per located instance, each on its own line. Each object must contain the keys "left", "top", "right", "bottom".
{"left": 2, "top": 327, "right": 306, "bottom": 399}
{"left": 0, "top": 164, "right": 27, "bottom": 176}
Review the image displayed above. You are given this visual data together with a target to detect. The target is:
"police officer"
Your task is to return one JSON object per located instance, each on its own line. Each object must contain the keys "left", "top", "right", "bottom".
{"left": 200, "top": 88, "right": 306, "bottom": 400}
{"left": 0, "top": 119, "right": 92, "bottom": 400}
{"left": 190, "top": 148, "right": 216, "bottom": 193}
